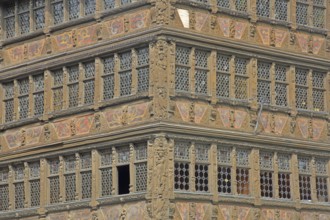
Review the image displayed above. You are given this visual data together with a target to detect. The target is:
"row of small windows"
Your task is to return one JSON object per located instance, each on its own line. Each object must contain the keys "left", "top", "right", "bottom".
{"left": 2, "top": 0, "right": 134, "bottom": 39}
{"left": 175, "top": 46, "right": 327, "bottom": 111}
{"left": 174, "top": 142, "right": 329, "bottom": 203}
{"left": 0, "top": 143, "right": 147, "bottom": 211}
{"left": 2, "top": 47, "right": 149, "bottom": 123}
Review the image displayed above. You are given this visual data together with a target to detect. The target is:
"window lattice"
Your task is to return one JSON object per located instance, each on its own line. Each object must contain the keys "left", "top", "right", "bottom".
{"left": 313, "top": 7, "right": 325, "bottom": 28}
{"left": 15, "top": 182, "right": 25, "bottom": 209}
{"left": 316, "top": 177, "right": 328, "bottom": 202}
{"left": 216, "top": 54, "right": 230, "bottom": 97}
{"left": 260, "top": 152, "right": 273, "bottom": 170}
{"left": 18, "top": 1, "right": 30, "bottom": 35}
{"left": 120, "top": 52, "right": 132, "bottom": 70}
{"left": 174, "top": 142, "right": 190, "bottom": 160}
{"left": 257, "top": 0, "right": 270, "bottom": 17}
{"left": 217, "top": 147, "right": 231, "bottom": 165}
{"left": 52, "top": 0, "right": 64, "bottom": 25}
{"left": 81, "top": 153, "right": 92, "bottom": 170}
{"left": 30, "top": 180, "right": 40, "bottom": 207}
{"left": 69, "top": 0, "right": 80, "bottom": 20}
{"left": 119, "top": 71, "right": 132, "bottom": 96}
{"left": 30, "top": 162, "right": 40, "bottom": 178}
{"left": 136, "top": 163, "right": 148, "bottom": 192}
{"left": 4, "top": 82, "right": 14, "bottom": 122}
{"left": 53, "top": 70, "right": 64, "bottom": 111}
{"left": 195, "top": 164, "right": 209, "bottom": 192}
{"left": 15, "top": 165, "right": 25, "bottom": 181}
{"left": 257, "top": 62, "right": 271, "bottom": 104}
{"left": 117, "top": 147, "right": 130, "bottom": 164}
{"left": 84, "top": 0, "right": 96, "bottom": 16}
{"left": 0, "top": 185, "right": 9, "bottom": 211}
{"left": 135, "top": 144, "right": 147, "bottom": 161}
{"left": 4, "top": 3, "right": 15, "bottom": 38}
{"left": 68, "top": 65, "right": 80, "bottom": 108}
{"left": 278, "top": 154, "right": 290, "bottom": 171}
{"left": 174, "top": 162, "right": 189, "bottom": 191}
{"left": 275, "top": 65, "right": 288, "bottom": 106}
{"left": 218, "top": 166, "right": 231, "bottom": 194}
{"left": 278, "top": 173, "right": 291, "bottom": 199}
{"left": 314, "top": 0, "right": 324, "bottom": 5}
{"left": 236, "top": 149, "right": 249, "bottom": 167}
{"left": 49, "top": 176, "right": 60, "bottom": 204}
{"left": 175, "top": 47, "right": 191, "bottom": 92}
{"left": 312, "top": 72, "right": 325, "bottom": 111}
{"left": 195, "top": 70, "right": 208, "bottom": 95}
{"left": 296, "top": 3, "right": 308, "bottom": 25}
{"left": 275, "top": 0, "right": 288, "bottom": 21}
{"left": 0, "top": 169, "right": 9, "bottom": 183}
{"left": 236, "top": 168, "right": 249, "bottom": 195}
{"left": 34, "top": 0, "right": 45, "bottom": 30}
{"left": 33, "top": 74, "right": 44, "bottom": 116}
{"left": 104, "top": 0, "right": 116, "bottom": 9}
{"left": 195, "top": 144, "right": 209, "bottom": 162}
{"left": 101, "top": 168, "right": 112, "bottom": 196}
{"left": 299, "top": 175, "right": 311, "bottom": 200}
{"left": 81, "top": 171, "right": 92, "bottom": 199}
{"left": 65, "top": 156, "right": 76, "bottom": 172}
{"left": 235, "top": 58, "right": 248, "bottom": 100}
{"left": 235, "top": 0, "right": 247, "bottom": 11}
{"left": 176, "top": 47, "right": 190, "bottom": 65}
{"left": 49, "top": 159, "right": 60, "bottom": 175}
{"left": 103, "top": 57, "right": 115, "bottom": 100}
{"left": 84, "top": 80, "right": 95, "bottom": 105}
{"left": 137, "top": 48, "right": 150, "bottom": 93}
{"left": 18, "top": 78, "right": 30, "bottom": 119}
{"left": 121, "top": 0, "right": 132, "bottom": 5}
{"left": 298, "top": 157, "right": 310, "bottom": 174}
{"left": 65, "top": 174, "right": 76, "bottom": 201}
{"left": 101, "top": 150, "right": 112, "bottom": 166}
{"left": 316, "top": 159, "right": 327, "bottom": 175}
{"left": 260, "top": 171, "right": 273, "bottom": 198}
{"left": 217, "top": 0, "right": 230, "bottom": 8}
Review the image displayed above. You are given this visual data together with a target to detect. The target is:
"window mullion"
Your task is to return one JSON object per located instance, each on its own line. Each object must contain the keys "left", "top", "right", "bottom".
{"left": 231, "top": 147, "right": 237, "bottom": 195}
{"left": 307, "top": 69, "right": 313, "bottom": 110}
{"left": 190, "top": 142, "right": 196, "bottom": 192}
{"left": 129, "top": 143, "right": 135, "bottom": 193}
{"left": 190, "top": 48, "right": 196, "bottom": 94}
{"left": 270, "top": 63, "right": 275, "bottom": 105}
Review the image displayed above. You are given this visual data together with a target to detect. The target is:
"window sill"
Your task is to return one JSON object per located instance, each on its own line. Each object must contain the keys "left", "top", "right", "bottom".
{"left": 217, "top": 7, "right": 250, "bottom": 19}
{"left": 257, "top": 17, "right": 291, "bottom": 28}
{"left": 296, "top": 109, "right": 328, "bottom": 119}
{"left": 2, "top": 29, "right": 44, "bottom": 47}
{"left": 97, "top": 192, "right": 146, "bottom": 205}
{"left": 296, "top": 25, "right": 327, "bottom": 35}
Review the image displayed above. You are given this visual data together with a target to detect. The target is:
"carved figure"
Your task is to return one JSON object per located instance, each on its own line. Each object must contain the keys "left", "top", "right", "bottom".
{"left": 189, "top": 102, "right": 195, "bottom": 122}
{"left": 250, "top": 24, "right": 256, "bottom": 38}
{"left": 230, "top": 20, "right": 236, "bottom": 38}
{"left": 290, "top": 116, "right": 296, "bottom": 134}
{"left": 44, "top": 124, "right": 51, "bottom": 141}
{"left": 94, "top": 113, "right": 101, "bottom": 131}
{"left": 70, "top": 120, "right": 76, "bottom": 136}
{"left": 308, "top": 35, "right": 313, "bottom": 54}
{"left": 20, "top": 129, "right": 26, "bottom": 147}
{"left": 290, "top": 31, "right": 296, "bottom": 45}
{"left": 270, "top": 28, "right": 276, "bottom": 47}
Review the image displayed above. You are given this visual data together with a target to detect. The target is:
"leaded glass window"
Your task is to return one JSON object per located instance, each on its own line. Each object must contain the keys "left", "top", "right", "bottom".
{"left": 84, "top": 0, "right": 96, "bottom": 16}
{"left": 65, "top": 155, "right": 76, "bottom": 172}
{"left": 83, "top": 62, "right": 95, "bottom": 105}
{"left": 29, "top": 162, "right": 40, "bottom": 207}
{"left": 0, "top": 168, "right": 9, "bottom": 211}
{"left": 259, "top": 152, "right": 273, "bottom": 198}
{"left": 195, "top": 50, "right": 209, "bottom": 95}
{"left": 313, "top": 0, "right": 325, "bottom": 28}
{"left": 295, "top": 68, "right": 308, "bottom": 109}
{"left": 257, "top": 0, "right": 270, "bottom": 17}
{"left": 216, "top": 54, "right": 230, "bottom": 98}
{"left": 4, "top": 2, "right": 15, "bottom": 38}
{"left": 64, "top": 155, "right": 76, "bottom": 202}
{"left": 217, "top": 146, "right": 232, "bottom": 194}
{"left": 49, "top": 158, "right": 60, "bottom": 204}
{"left": 117, "top": 147, "right": 130, "bottom": 164}
{"left": 298, "top": 157, "right": 311, "bottom": 201}
{"left": 175, "top": 47, "right": 191, "bottom": 92}
{"left": 121, "top": 0, "right": 132, "bottom": 5}
{"left": 68, "top": 65, "right": 80, "bottom": 108}
{"left": 236, "top": 149, "right": 249, "bottom": 195}
{"left": 52, "top": 0, "right": 64, "bottom": 25}
{"left": 18, "top": 78, "right": 30, "bottom": 119}
{"left": 174, "top": 142, "right": 190, "bottom": 191}
{"left": 52, "top": 69, "right": 64, "bottom": 111}
{"left": 33, "top": 0, "right": 45, "bottom": 30}
{"left": 69, "top": 0, "right": 80, "bottom": 20}
{"left": 316, "top": 158, "right": 328, "bottom": 202}
{"left": 3, "top": 82, "right": 15, "bottom": 123}
{"left": 135, "top": 163, "right": 147, "bottom": 192}
{"left": 296, "top": 1, "right": 308, "bottom": 25}
{"left": 103, "top": 56, "right": 115, "bottom": 100}
{"left": 137, "top": 48, "right": 150, "bottom": 93}
{"left": 312, "top": 72, "right": 325, "bottom": 111}
{"left": 119, "top": 52, "right": 132, "bottom": 96}
{"left": 275, "top": 0, "right": 288, "bottom": 21}
{"left": 235, "top": 0, "right": 247, "bottom": 11}
{"left": 195, "top": 144, "right": 209, "bottom": 192}
{"left": 80, "top": 153, "right": 92, "bottom": 199}
{"left": 257, "top": 62, "right": 271, "bottom": 104}
{"left": 15, "top": 182, "right": 25, "bottom": 209}
{"left": 217, "top": 0, "right": 230, "bottom": 8}
{"left": 33, "top": 74, "right": 44, "bottom": 116}
{"left": 234, "top": 57, "right": 248, "bottom": 100}
{"left": 275, "top": 65, "right": 288, "bottom": 106}
{"left": 18, "top": 0, "right": 30, "bottom": 35}
{"left": 104, "top": 0, "right": 116, "bottom": 9}
{"left": 100, "top": 149, "right": 113, "bottom": 196}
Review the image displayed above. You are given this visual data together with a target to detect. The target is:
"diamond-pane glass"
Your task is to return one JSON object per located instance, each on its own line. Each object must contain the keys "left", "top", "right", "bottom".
{"left": 15, "top": 165, "right": 25, "bottom": 181}
{"left": 258, "top": 62, "right": 271, "bottom": 79}
{"left": 135, "top": 144, "right": 147, "bottom": 161}
{"left": 19, "top": 13, "right": 30, "bottom": 35}
{"left": 81, "top": 153, "right": 92, "bottom": 169}
{"left": 313, "top": 7, "right": 324, "bottom": 28}
{"left": 174, "top": 162, "right": 189, "bottom": 191}
{"left": 257, "top": 81, "right": 270, "bottom": 104}
{"left": 4, "top": 82, "right": 14, "bottom": 99}
{"left": 49, "top": 176, "right": 60, "bottom": 204}
{"left": 103, "top": 74, "right": 115, "bottom": 100}
{"left": 53, "top": 69, "right": 64, "bottom": 86}
{"left": 19, "top": 96, "right": 29, "bottom": 119}
{"left": 33, "top": 74, "right": 44, "bottom": 91}
{"left": 299, "top": 175, "right": 311, "bottom": 200}
{"left": 216, "top": 73, "right": 230, "bottom": 97}
{"left": 5, "top": 17, "right": 15, "bottom": 38}
{"left": 296, "top": 3, "right": 308, "bottom": 25}
{"left": 260, "top": 152, "right": 273, "bottom": 170}
{"left": 174, "top": 142, "right": 190, "bottom": 160}
{"left": 119, "top": 72, "right": 132, "bottom": 96}
{"left": 275, "top": 83, "right": 287, "bottom": 106}
{"left": 53, "top": 88, "right": 63, "bottom": 111}
{"left": 257, "top": 0, "right": 270, "bottom": 17}
{"left": 195, "top": 164, "right": 209, "bottom": 192}
{"left": 104, "top": 0, "right": 115, "bottom": 9}
{"left": 138, "top": 67, "right": 149, "bottom": 93}
{"left": 0, "top": 185, "right": 9, "bottom": 211}
{"left": 314, "top": 0, "right": 324, "bottom": 5}
{"left": 298, "top": 157, "right": 310, "bottom": 174}
{"left": 65, "top": 156, "right": 76, "bottom": 172}
{"left": 237, "top": 149, "right": 249, "bottom": 167}
{"left": 275, "top": 0, "right": 287, "bottom": 21}
{"left": 236, "top": 168, "right": 249, "bottom": 195}
{"left": 275, "top": 65, "right": 287, "bottom": 81}
{"left": 121, "top": 0, "right": 132, "bottom": 5}
{"left": 296, "top": 68, "right": 308, "bottom": 85}
{"left": 278, "top": 154, "right": 290, "bottom": 171}
{"left": 312, "top": 72, "right": 325, "bottom": 88}
{"left": 85, "top": 0, "right": 96, "bottom": 16}
{"left": 34, "top": 8, "right": 45, "bottom": 30}
{"left": 195, "top": 50, "right": 208, "bottom": 68}
{"left": 15, "top": 183, "right": 25, "bottom": 209}
{"left": 34, "top": 93, "right": 44, "bottom": 116}
{"left": 84, "top": 80, "right": 95, "bottom": 104}
{"left": 101, "top": 150, "right": 112, "bottom": 167}
{"left": 278, "top": 173, "right": 291, "bottom": 199}
{"left": 117, "top": 147, "right": 130, "bottom": 164}
{"left": 316, "top": 159, "right": 327, "bottom": 175}
{"left": 49, "top": 159, "right": 60, "bottom": 175}
{"left": 136, "top": 163, "right": 147, "bottom": 192}
{"left": 218, "top": 166, "right": 231, "bottom": 193}
{"left": 195, "top": 70, "right": 208, "bottom": 94}
{"left": 120, "top": 52, "right": 132, "bottom": 70}
{"left": 236, "top": 0, "right": 247, "bottom": 11}
{"left": 260, "top": 171, "right": 273, "bottom": 198}
{"left": 217, "top": 0, "right": 230, "bottom": 8}
{"left": 296, "top": 87, "right": 308, "bottom": 109}
{"left": 68, "top": 66, "right": 79, "bottom": 82}
{"left": 217, "top": 147, "right": 231, "bottom": 164}
{"left": 313, "top": 89, "right": 324, "bottom": 111}
{"left": 316, "top": 177, "right": 328, "bottom": 202}
{"left": 137, "top": 48, "right": 149, "bottom": 66}
{"left": 101, "top": 168, "right": 112, "bottom": 196}
{"left": 69, "top": 0, "right": 80, "bottom": 20}
{"left": 235, "top": 58, "right": 247, "bottom": 75}
{"left": 217, "top": 55, "right": 230, "bottom": 72}
{"left": 5, "top": 100, "right": 14, "bottom": 123}
{"left": 30, "top": 180, "right": 40, "bottom": 207}
{"left": 235, "top": 76, "right": 247, "bottom": 100}
{"left": 19, "top": 78, "right": 29, "bottom": 95}
{"left": 52, "top": 2, "right": 64, "bottom": 25}
{"left": 195, "top": 144, "right": 209, "bottom": 162}
{"left": 176, "top": 47, "right": 190, "bottom": 65}
{"left": 81, "top": 171, "right": 92, "bottom": 199}
{"left": 65, "top": 174, "right": 76, "bottom": 201}
{"left": 0, "top": 169, "right": 9, "bottom": 183}
{"left": 30, "top": 162, "right": 40, "bottom": 178}
{"left": 175, "top": 67, "right": 189, "bottom": 92}
{"left": 69, "top": 84, "right": 79, "bottom": 107}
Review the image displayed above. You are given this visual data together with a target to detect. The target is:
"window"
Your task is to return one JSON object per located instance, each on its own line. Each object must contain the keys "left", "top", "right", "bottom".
{"left": 256, "top": 0, "right": 288, "bottom": 21}
{"left": 68, "top": 65, "right": 80, "bottom": 108}
{"left": 29, "top": 162, "right": 40, "bottom": 207}
{"left": 315, "top": 158, "right": 328, "bottom": 202}
{"left": 313, "top": 0, "right": 325, "bottom": 28}
{"left": 33, "top": 0, "right": 45, "bottom": 30}
{"left": 257, "top": 62, "right": 271, "bottom": 104}
{"left": 117, "top": 147, "right": 130, "bottom": 194}
{"left": 298, "top": 157, "right": 311, "bottom": 201}
{"left": 4, "top": 2, "right": 15, "bottom": 38}
{"left": 51, "top": 0, "right": 64, "bottom": 25}
{"left": 84, "top": 0, "right": 96, "bottom": 16}
{"left": 52, "top": 69, "right": 64, "bottom": 111}
{"left": 217, "top": 146, "right": 232, "bottom": 194}
{"left": 296, "top": 0, "right": 308, "bottom": 26}
{"left": 216, "top": 54, "right": 230, "bottom": 98}
{"left": 18, "top": 1, "right": 30, "bottom": 35}
{"left": 296, "top": 0, "right": 325, "bottom": 28}
{"left": 49, "top": 158, "right": 60, "bottom": 204}
{"left": 195, "top": 144, "right": 210, "bottom": 192}
{"left": 83, "top": 62, "right": 95, "bottom": 105}
{"left": 64, "top": 155, "right": 76, "bottom": 201}
{"left": 18, "top": 78, "right": 30, "bottom": 119}
{"left": 80, "top": 153, "right": 92, "bottom": 199}
{"left": 277, "top": 154, "right": 291, "bottom": 199}
{"left": 259, "top": 152, "right": 273, "bottom": 198}
{"left": 275, "top": 65, "right": 288, "bottom": 106}
{"left": 3, "top": 82, "right": 15, "bottom": 123}
{"left": 174, "top": 142, "right": 190, "bottom": 191}
{"left": 312, "top": 72, "right": 325, "bottom": 111}
{"left": 257, "top": 0, "right": 270, "bottom": 17}
{"left": 14, "top": 164, "right": 25, "bottom": 209}
{"left": 217, "top": 0, "right": 230, "bottom": 8}
{"left": 100, "top": 149, "right": 113, "bottom": 197}
{"left": 119, "top": 52, "right": 132, "bottom": 96}
{"left": 68, "top": 0, "right": 80, "bottom": 20}
{"left": 234, "top": 57, "right": 248, "bottom": 100}
{"left": 135, "top": 143, "right": 148, "bottom": 192}
{"left": 175, "top": 47, "right": 191, "bottom": 92}
{"left": 136, "top": 48, "right": 150, "bottom": 93}
{"left": 103, "top": 56, "right": 115, "bottom": 100}
{"left": 104, "top": 0, "right": 116, "bottom": 10}
{"left": 275, "top": 0, "right": 288, "bottom": 21}
{"left": 235, "top": 0, "right": 248, "bottom": 12}
{"left": 236, "top": 149, "right": 249, "bottom": 195}
{"left": 0, "top": 168, "right": 9, "bottom": 211}
{"left": 295, "top": 68, "right": 308, "bottom": 109}
{"left": 195, "top": 50, "right": 209, "bottom": 95}
{"left": 33, "top": 74, "right": 44, "bottom": 116}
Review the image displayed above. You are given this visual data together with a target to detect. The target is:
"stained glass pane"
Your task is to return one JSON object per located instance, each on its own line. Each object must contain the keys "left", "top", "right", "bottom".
{"left": 236, "top": 168, "right": 249, "bottom": 195}
{"left": 53, "top": 88, "right": 63, "bottom": 111}
{"left": 84, "top": 80, "right": 95, "bottom": 104}
{"left": 49, "top": 159, "right": 60, "bottom": 175}
{"left": 298, "top": 157, "right": 310, "bottom": 174}
{"left": 216, "top": 73, "right": 230, "bottom": 97}
{"left": 195, "top": 70, "right": 208, "bottom": 94}
{"left": 15, "top": 165, "right": 25, "bottom": 181}
{"left": 278, "top": 173, "right": 291, "bottom": 199}
{"left": 217, "top": 0, "right": 230, "bottom": 8}
{"left": 316, "top": 177, "right": 328, "bottom": 202}
{"left": 34, "top": 8, "right": 45, "bottom": 30}
{"left": 5, "top": 100, "right": 14, "bottom": 122}
{"left": 316, "top": 159, "right": 327, "bottom": 175}
{"left": 278, "top": 154, "right": 290, "bottom": 171}
{"left": 175, "top": 66, "right": 189, "bottom": 92}
{"left": 121, "top": 0, "right": 132, "bottom": 5}
{"left": 299, "top": 175, "right": 311, "bottom": 200}
{"left": 137, "top": 48, "right": 149, "bottom": 66}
